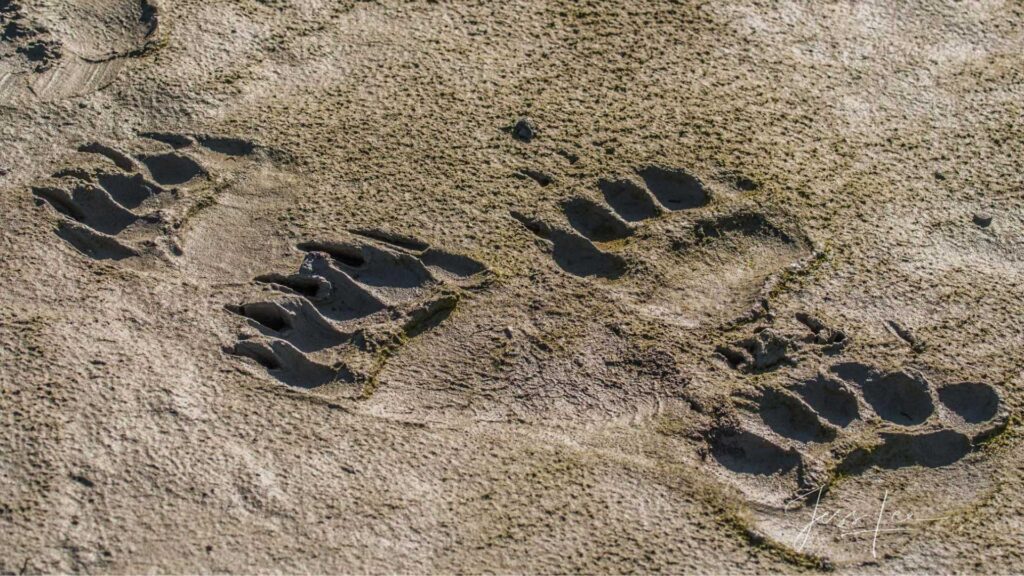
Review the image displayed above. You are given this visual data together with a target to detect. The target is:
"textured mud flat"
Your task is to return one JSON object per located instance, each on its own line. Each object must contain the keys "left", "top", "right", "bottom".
{"left": 1, "top": 0, "right": 1023, "bottom": 573}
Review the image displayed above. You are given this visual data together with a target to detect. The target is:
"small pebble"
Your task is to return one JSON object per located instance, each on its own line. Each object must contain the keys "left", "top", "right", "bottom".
{"left": 973, "top": 212, "right": 993, "bottom": 227}
{"left": 933, "top": 170, "right": 946, "bottom": 180}
{"left": 512, "top": 117, "right": 536, "bottom": 142}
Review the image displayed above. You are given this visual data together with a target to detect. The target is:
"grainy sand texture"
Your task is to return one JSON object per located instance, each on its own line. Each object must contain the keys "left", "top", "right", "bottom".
{"left": 1, "top": 0, "right": 1023, "bottom": 573}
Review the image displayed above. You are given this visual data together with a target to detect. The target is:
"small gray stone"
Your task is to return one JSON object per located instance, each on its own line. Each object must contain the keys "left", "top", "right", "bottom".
{"left": 512, "top": 117, "right": 536, "bottom": 142}
{"left": 973, "top": 212, "right": 993, "bottom": 227}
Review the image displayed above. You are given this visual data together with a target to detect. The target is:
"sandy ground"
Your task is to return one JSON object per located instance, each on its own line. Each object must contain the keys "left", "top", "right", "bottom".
{"left": 1, "top": 0, "right": 1023, "bottom": 573}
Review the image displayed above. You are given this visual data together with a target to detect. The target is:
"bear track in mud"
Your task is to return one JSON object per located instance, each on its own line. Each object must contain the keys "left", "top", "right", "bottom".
{"left": 509, "top": 159, "right": 815, "bottom": 325}
{"left": 30, "top": 132, "right": 259, "bottom": 261}
{"left": 226, "top": 229, "right": 490, "bottom": 393}
{"left": 511, "top": 165, "right": 713, "bottom": 279}
{"left": 707, "top": 315, "right": 1008, "bottom": 509}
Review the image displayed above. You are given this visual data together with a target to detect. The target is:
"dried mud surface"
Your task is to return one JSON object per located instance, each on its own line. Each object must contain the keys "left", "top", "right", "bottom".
{"left": 1, "top": 0, "right": 1023, "bottom": 573}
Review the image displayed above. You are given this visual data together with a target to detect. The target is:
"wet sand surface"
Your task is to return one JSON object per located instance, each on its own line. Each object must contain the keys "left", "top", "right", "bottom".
{"left": 1, "top": 1, "right": 1023, "bottom": 572}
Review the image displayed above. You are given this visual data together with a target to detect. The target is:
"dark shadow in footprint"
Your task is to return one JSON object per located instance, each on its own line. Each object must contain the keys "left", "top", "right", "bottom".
{"left": 511, "top": 211, "right": 626, "bottom": 279}
{"left": 298, "top": 240, "right": 364, "bottom": 267}
{"left": 830, "top": 362, "right": 878, "bottom": 386}
{"left": 543, "top": 229, "right": 626, "bottom": 279}
{"left": 710, "top": 428, "right": 801, "bottom": 475}
{"left": 55, "top": 221, "right": 138, "bottom": 260}
{"left": 196, "top": 135, "right": 256, "bottom": 156}
{"left": 637, "top": 166, "right": 709, "bottom": 211}
{"left": 231, "top": 338, "right": 353, "bottom": 389}
{"left": 96, "top": 172, "right": 160, "bottom": 209}
{"left": 78, "top": 142, "right": 137, "bottom": 172}
{"left": 257, "top": 252, "right": 388, "bottom": 323}
{"left": 791, "top": 374, "right": 859, "bottom": 427}
{"left": 139, "top": 132, "right": 194, "bottom": 148}
{"left": 226, "top": 297, "right": 350, "bottom": 352}
{"left": 351, "top": 228, "right": 486, "bottom": 279}
{"left": 756, "top": 388, "right": 835, "bottom": 443}
{"left": 294, "top": 252, "right": 389, "bottom": 320}
{"left": 33, "top": 185, "right": 138, "bottom": 235}
{"left": 403, "top": 294, "right": 458, "bottom": 338}
{"left": 861, "top": 371, "right": 934, "bottom": 425}
{"left": 255, "top": 273, "right": 329, "bottom": 299}
{"left": 33, "top": 186, "right": 87, "bottom": 221}
{"left": 598, "top": 178, "right": 661, "bottom": 222}
{"left": 420, "top": 249, "right": 486, "bottom": 278}
{"left": 137, "top": 152, "right": 206, "bottom": 185}
{"left": 562, "top": 197, "right": 633, "bottom": 242}
{"left": 839, "top": 430, "right": 972, "bottom": 473}
{"left": 297, "top": 240, "right": 433, "bottom": 289}
{"left": 938, "top": 382, "right": 1000, "bottom": 424}
{"left": 695, "top": 211, "right": 795, "bottom": 244}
